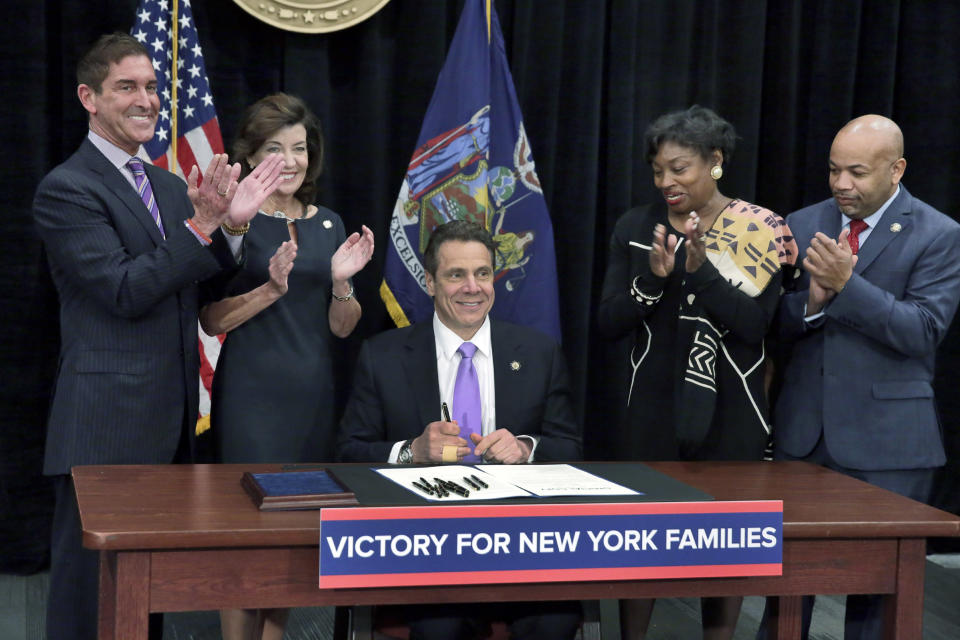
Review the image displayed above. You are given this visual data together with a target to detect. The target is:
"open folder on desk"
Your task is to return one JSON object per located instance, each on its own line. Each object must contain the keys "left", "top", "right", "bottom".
{"left": 376, "top": 464, "right": 639, "bottom": 502}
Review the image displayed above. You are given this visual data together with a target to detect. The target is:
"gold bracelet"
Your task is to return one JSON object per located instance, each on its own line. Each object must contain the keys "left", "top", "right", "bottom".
{"left": 221, "top": 221, "right": 250, "bottom": 236}
{"left": 332, "top": 284, "right": 354, "bottom": 302}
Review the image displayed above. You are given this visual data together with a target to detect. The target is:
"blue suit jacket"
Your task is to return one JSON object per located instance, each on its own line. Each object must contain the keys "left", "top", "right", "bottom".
{"left": 774, "top": 185, "right": 960, "bottom": 470}
{"left": 34, "top": 138, "right": 235, "bottom": 474}
{"left": 336, "top": 318, "right": 582, "bottom": 463}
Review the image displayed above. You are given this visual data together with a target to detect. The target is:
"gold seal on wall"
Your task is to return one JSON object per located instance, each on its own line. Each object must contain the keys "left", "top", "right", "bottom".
{"left": 233, "top": 0, "right": 392, "bottom": 34}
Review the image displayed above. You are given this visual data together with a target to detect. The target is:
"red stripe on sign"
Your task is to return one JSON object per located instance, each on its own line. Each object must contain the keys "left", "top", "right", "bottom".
{"left": 318, "top": 563, "right": 782, "bottom": 589}
{"left": 320, "top": 501, "right": 782, "bottom": 522}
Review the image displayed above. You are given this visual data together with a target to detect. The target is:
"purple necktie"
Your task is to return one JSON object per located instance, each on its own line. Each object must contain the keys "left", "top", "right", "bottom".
{"left": 453, "top": 342, "right": 482, "bottom": 463}
{"left": 127, "top": 157, "right": 165, "bottom": 238}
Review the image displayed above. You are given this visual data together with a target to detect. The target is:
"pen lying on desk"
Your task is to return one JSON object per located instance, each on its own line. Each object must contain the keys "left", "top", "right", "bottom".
{"left": 436, "top": 478, "right": 469, "bottom": 498}
{"left": 411, "top": 480, "right": 435, "bottom": 496}
{"left": 470, "top": 474, "right": 489, "bottom": 489}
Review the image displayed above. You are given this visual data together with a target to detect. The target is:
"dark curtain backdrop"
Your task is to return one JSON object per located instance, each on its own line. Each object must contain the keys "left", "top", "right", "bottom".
{"left": 4, "top": 0, "right": 960, "bottom": 573}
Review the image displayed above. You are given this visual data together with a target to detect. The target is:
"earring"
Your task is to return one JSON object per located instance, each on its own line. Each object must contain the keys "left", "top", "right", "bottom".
{"left": 710, "top": 165, "right": 723, "bottom": 180}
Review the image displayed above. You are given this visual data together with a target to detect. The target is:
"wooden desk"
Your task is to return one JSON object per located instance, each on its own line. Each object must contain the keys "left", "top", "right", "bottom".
{"left": 73, "top": 461, "right": 960, "bottom": 639}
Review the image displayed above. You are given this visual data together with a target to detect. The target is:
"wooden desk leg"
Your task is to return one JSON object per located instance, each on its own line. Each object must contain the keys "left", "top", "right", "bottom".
{"left": 98, "top": 552, "right": 116, "bottom": 640}
{"left": 765, "top": 595, "right": 802, "bottom": 640}
{"left": 98, "top": 550, "right": 151, "bottom": 640}
{"left": 883, "top": 538, "right": 925, "bottom": 640}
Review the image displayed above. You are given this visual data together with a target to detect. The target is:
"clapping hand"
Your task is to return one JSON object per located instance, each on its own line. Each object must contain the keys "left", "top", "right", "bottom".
{"left": 331, "top": 224, "right": 375, "bottom": 284}
{"left": 267, "top": 240, "right": 298, "bottom": 296}
{"left": 226, "top": 154, "right": 284, "bottom": 226}
{"left": 649, "top": 223, "right": 677, "bottom": 277}
{"left": 187, "top": 154, "right": 242, "bottom": 235}
{"left": 684, "top": 212, "right": 707, "bottom": 272}
{"left": 804, "top": 228, "right": 858, "bottom": 293}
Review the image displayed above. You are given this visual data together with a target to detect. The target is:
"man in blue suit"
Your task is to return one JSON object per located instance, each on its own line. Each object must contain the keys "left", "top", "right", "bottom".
{"left": 338, "top": 220, "right": 582, "bottom": 640}
{"left": 770, "top": 114, "right": 960, "bottom": 638}
{"left": 33, "top": 33, "right": 281, "bottom": 640}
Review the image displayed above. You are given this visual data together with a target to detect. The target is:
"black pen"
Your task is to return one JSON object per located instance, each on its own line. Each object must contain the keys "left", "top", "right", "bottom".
{"left": 463, "top": 476, "right": 480, "bottom": 490}
{"left": 411, "top": 480, "right": 435, "bottom": 496}
{"left": 441, "top": 401, "right": 451, "bottom": 422}
{"left": 420, "top": 476, "right": 436, "bottom": 492}
{"left": 435, "top": 477, "right": 459, "bottom": 497}
{"left": 470, "top": 474, "right": 489, "bottom": 489}
{"left": 444, "top": 479, "right": 470, "bottom": 494}
{"left": 430, "top": 478, "right": 449, "bottom": 497}
{"left": 438, "top": 479, "right": 469, "bottom": 498}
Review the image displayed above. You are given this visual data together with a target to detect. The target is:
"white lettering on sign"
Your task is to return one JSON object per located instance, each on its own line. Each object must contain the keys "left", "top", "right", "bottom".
{"left": 456, "top": 532, "right": 511, "bottom": 555}
{"left": 586, "top": 529, "right": 659, "bottom": 551}
{"left": 325, "top": 533, "right": 449, "bottom": 559}
{"left": 518, "top": 531, "right": 580, "bottom": 553}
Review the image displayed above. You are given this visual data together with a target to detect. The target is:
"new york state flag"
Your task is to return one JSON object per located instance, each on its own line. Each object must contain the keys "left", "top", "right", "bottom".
{"left": 380, "top": 0, "right": 560, "bottom": 340}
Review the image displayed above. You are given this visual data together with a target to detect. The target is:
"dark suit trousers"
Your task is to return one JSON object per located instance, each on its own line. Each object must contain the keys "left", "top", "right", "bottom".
{"left": 758, "top": 434, "right": 935, "bottom": 640}
{"left": 46, "top": 422, "right": 192, "bottom": 640}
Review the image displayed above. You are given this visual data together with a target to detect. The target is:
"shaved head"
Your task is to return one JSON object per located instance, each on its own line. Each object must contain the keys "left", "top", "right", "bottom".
{"left": 835, "top": 114, "right": 904, "bottom": 162}
{"left": 828, "top": 114, "right": 906, "bottom": 219}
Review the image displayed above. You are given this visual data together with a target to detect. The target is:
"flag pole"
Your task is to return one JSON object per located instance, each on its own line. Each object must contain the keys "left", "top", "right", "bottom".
{"left": 170, "top": 0, "right": 179, "bottom": 174}
{"left": 485, "top": 0, "right": 491, "bottom": 43}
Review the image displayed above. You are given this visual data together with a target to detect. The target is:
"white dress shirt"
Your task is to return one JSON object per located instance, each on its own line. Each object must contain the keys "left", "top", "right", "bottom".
{"left": 388, "top": 312, "right": 537, "bottom": 462}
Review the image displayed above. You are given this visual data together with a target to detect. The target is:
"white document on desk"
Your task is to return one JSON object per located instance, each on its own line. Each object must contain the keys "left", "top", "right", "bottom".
{"left": 476, "top": 464, "right": 640, "bottom": 497}
{"left": 376, "top": 465, "right": 532, "bottom": 501}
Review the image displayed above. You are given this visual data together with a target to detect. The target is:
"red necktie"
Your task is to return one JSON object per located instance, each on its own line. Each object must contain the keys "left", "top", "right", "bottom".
{"left": 847, "top": 219, "right": 868, "bottom": 255}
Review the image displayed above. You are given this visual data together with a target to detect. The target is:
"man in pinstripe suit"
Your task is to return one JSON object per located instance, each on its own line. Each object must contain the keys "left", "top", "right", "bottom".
{"left": 33, "top": 33, "right": 282, "bottom": 640}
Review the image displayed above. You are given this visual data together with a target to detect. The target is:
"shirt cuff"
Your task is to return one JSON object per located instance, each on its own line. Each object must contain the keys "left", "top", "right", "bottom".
{"left": 225, "top": 233, "right": 243, "bottom": 260}
{"left": 518, "top": 435, "right": 539, "bottom": 463}
{"left": 388, "top": 440, "right": 405, "bottom": 464}
{"left": 803, "top": 303, "right": 826, "bottom": 326}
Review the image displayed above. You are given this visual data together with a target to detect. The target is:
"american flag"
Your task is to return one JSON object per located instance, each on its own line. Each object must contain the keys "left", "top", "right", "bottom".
{"left": 131, "top": 0, "right": 224, "bottom": 435}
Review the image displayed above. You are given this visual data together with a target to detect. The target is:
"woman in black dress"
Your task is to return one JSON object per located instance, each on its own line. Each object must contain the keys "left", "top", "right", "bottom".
{"left": 200, "top": 93, "right": 374, "bottom": 640}
{"left": 597, "top": 106, "right": 795, "bottom": 639}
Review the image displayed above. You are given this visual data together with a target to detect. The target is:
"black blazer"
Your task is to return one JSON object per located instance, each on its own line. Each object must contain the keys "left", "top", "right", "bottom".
{"left": 337, "top": 318, "right": 582, "bottom": 463}
{"left": 34, "top": 138, "right": 235, "bottom": 474}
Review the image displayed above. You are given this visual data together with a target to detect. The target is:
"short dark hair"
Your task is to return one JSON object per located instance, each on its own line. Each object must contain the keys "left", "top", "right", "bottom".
{"left": 77, "top": 33, "right": 151, "bottom": 93}
{"left": 232, "top": 93, "right": 324, "bottom": 207}
{"left": 423, "top": 221, "right": 497, "bottom": 276}
{"left": 644, "top": 105, "right": 737, "bottom": 164}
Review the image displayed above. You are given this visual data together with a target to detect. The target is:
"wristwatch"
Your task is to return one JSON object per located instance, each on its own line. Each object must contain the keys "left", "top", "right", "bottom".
{"left": 397, "top": 439, "right": 414, "bottom": 464}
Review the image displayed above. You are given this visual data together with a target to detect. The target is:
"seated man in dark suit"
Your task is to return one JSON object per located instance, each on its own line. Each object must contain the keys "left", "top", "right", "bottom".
{"left": 338, "top": 220, "right": 582, "bottom": 640}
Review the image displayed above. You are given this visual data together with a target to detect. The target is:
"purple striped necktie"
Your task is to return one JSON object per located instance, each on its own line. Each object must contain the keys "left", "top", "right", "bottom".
{"left": 127, "top": 157, "right": 165, "bottom": 238}
{"left": 453, "top": 342, "right": 482, "bottom": 463}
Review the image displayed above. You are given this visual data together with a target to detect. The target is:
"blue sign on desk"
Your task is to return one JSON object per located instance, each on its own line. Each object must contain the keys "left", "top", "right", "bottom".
{"left": 318, "top": 501, "right": 782, "bottom": 588}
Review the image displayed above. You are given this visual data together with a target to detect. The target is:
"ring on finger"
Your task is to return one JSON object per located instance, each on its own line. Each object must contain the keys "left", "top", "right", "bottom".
{"left": 217, "top": 187, "right": 228, "bottom": 197}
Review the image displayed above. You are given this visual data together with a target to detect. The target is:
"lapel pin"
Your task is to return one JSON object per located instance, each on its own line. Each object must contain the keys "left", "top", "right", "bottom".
{"left": 889, "top": 222, "right": 902, "bottom": 233}
{"left": 510, "top": 360, "right": 521, "bottom": 371}
{"left": 323, "top": 219, "right": 333, "bottom": 229}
